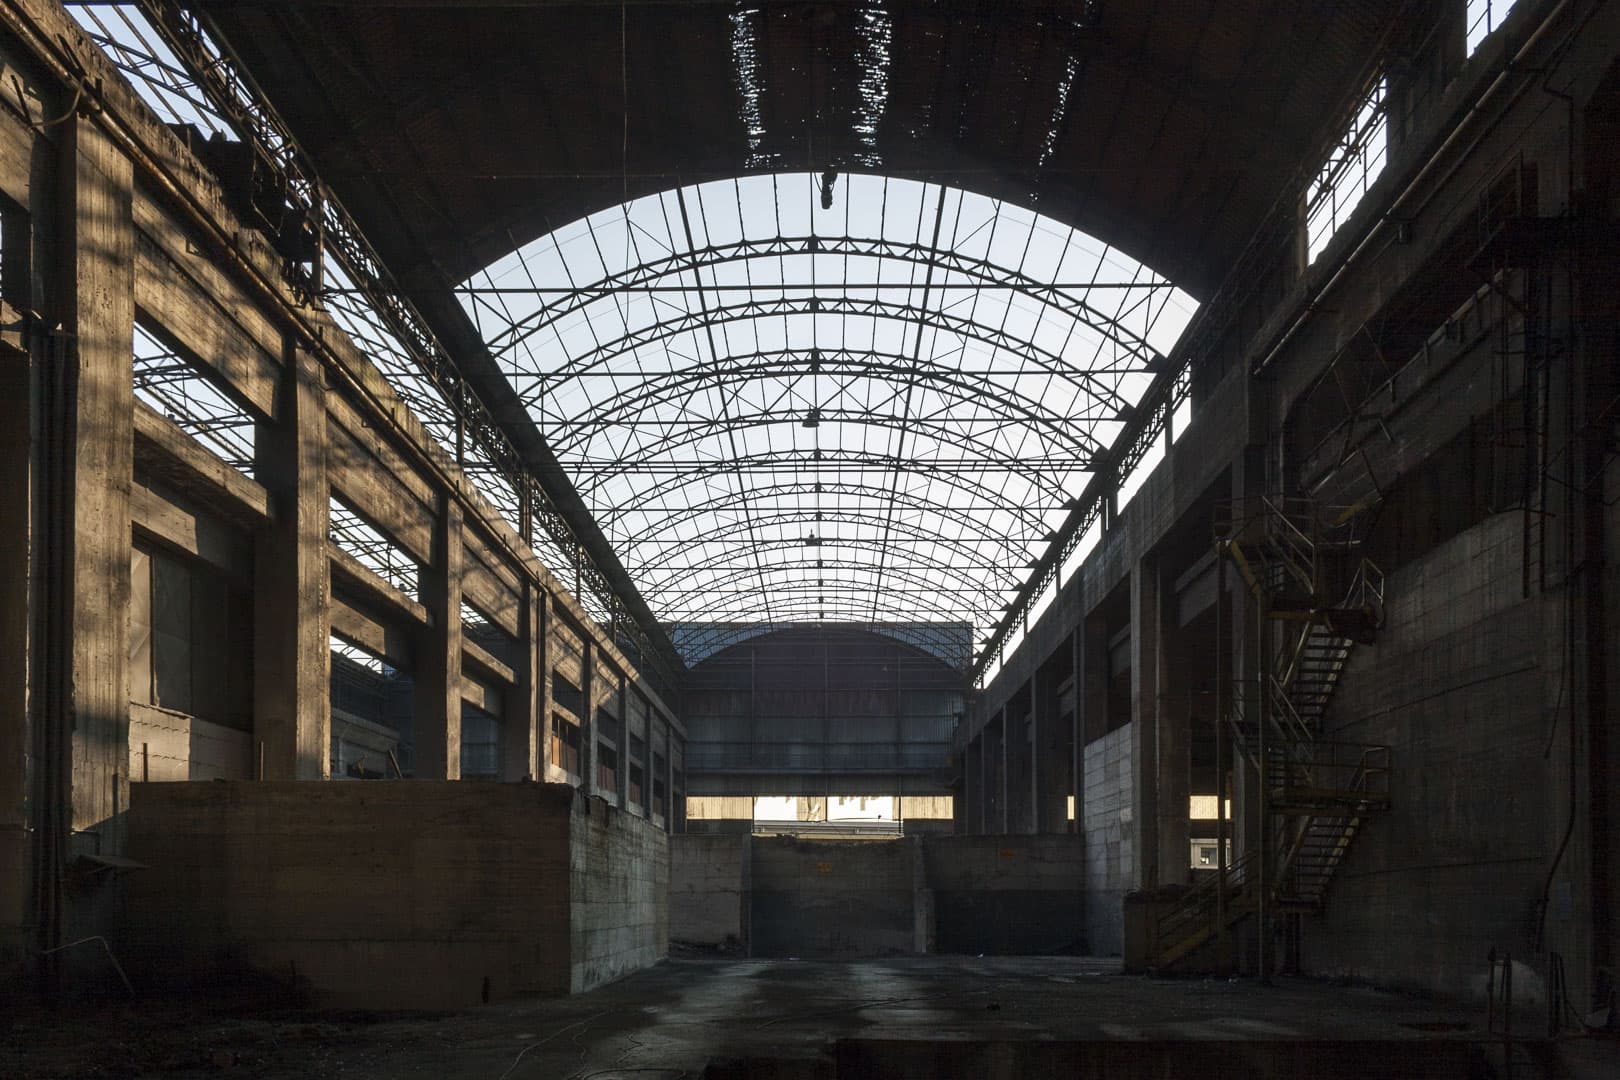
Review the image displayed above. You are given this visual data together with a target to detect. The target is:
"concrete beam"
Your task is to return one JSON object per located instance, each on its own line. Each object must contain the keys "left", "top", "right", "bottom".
{"left": 132, "top": 404, "right": 273, "bottom": 528}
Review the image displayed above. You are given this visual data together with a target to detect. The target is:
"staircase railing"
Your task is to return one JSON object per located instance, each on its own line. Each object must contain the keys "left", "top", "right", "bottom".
{"left": 1345, "top": 556, "right": 1385, "bottom": 625}
{"left": 1152, "top": 850, "right": 1258, "bottom": 964}
{"left": 1269, "top": 740, "right": 1392, "bottom": 808}
{"left": 1159, "top": 493, "right": 1392, "bottom": 970}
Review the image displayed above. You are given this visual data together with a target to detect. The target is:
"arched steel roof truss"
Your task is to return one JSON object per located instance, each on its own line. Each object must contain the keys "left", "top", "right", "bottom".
{"left": 458, "top": 173, "right": 1198, "bottom": 665}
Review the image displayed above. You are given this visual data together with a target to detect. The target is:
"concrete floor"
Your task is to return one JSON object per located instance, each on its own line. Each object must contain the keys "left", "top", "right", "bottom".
{"left": 5, "top": 956, "right": 1616, "bottom": 1078}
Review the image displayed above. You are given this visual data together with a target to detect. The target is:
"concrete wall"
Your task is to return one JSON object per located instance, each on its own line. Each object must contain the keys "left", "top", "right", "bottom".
{"left": 925, "top": 835, "right": 1084, "bottom": 954}
{"left": 1303, "top": 513, "right": 1564, "bottom": 1002}
{"left": 570, "top": 787, "right": 671, "bottom": 992}
{"left": 750, "top": 837, "right": 923, "bottom": 957}
{"left": 672, "top": 835, "right": 1084, "bottom": 957}
{"left": 0, "top": 0, "right": 686, "bottom": 999}
{"left": 1081, "top": 724, "right": 1134, "bottom": 955}
{"left": 124, "top": 781, "right": 667, "bottom": 1007}
{"left": 670, "top": 834, "right": 752, "bottom": 950}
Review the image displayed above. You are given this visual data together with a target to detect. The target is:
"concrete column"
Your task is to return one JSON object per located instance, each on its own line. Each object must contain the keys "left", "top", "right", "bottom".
{"left": 413, "top": 497, "right": 463, "bottom": 778}
{"left": 1077, "top": 615, "right": 1106, "bottom": 822}
{"left": 579, "top": 636, "right": 596, "bottom": 795}
{"left": 663, "top": 716, "right": 676, "bottom": 831}
{"left": 1070, "top": 626, "right": 1086, "bottom": 835}
{"left": 0, "top": 319, "right": 28, "bottom": 959}
{"left": 501, "top": 578, "right": 544, "bottom": 780}
{"left": 1012, "top": 690, "right": 1035, "bottom": 834}
{"left": 60, "top": 117, "right": 135, "bottom": 841}
{"left": 253, "top": 346, "right": 331, "bottom": 780}
{"left": 963, "top": 734, "right": 980, "bottom": 835}
{"left": 614, "top": 672, "right": 628, "bottom": 808}
{"left": 1037, "top": 664, "right": 1073, "bottom": 833}
{"left": 1157, "top": 594, "right": 1192, "bottom": 887}
{"left": 1130, "top": 556, "right": 1161, "bottom": 890}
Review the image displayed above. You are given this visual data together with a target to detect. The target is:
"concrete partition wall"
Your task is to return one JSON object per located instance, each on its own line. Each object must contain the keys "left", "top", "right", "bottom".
{"left": 926, "top": 836, "right": 1084, "bottom": 955}
{"left": 124, "top": 781, "right": 667, "bottom": 1007}
{"left": 670, "top": 834, "right": 752, "bottom": 950}
{"left": 1081, "top": 724, "right": 1134, "bottom": 956}
{"left": 750, "top": 837, "right": 925, "bottom": 957}
{"left": 672, "top": 834, "right": 1085, "bottom": 957}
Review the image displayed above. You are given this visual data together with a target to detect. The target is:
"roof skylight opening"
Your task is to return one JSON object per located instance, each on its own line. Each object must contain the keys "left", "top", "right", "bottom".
{"left": 457, "top": 173, "right": 1198, "bottom": 668}
{"left": 1039, "top": 54, "right": 1081, "bottom": 169}
{"left": 729, "top": 8, "right": 777, "bottom": 169}
{"left": 1467, "top": 0, "right": 1521, "bottom": 56}
{"left": 1305, "top": 77, "right": 1388, "bottom": 264}
{"left": 67, "top": 3, "right": 234, "bottom": 137}
{"left": 851, "top": 9, "right": 893, "bottom": 167}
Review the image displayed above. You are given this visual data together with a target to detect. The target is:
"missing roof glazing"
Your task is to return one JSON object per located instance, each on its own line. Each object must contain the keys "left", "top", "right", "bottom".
{"left": 1039, "top": 53, "right": 1081, "bottom": 170}
{"left": 851, "top": 8, "right": 893, "bottom": 167}
{"left": 458, "top": 173, "right": 1197, "bottom": 665}
{"left": 729, "top": 8, "right": 777, "bottom": 169}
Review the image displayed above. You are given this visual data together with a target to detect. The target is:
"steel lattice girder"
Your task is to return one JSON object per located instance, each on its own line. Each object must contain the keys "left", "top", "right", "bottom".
{"left": 466, "top": 233, "right": 1167, "bottom": 367}
{"left": 510, "top": 293, "right": 1140, "bottom": 420}
{"left": 541, "top": 347, "right": 1109, "bottom": 459}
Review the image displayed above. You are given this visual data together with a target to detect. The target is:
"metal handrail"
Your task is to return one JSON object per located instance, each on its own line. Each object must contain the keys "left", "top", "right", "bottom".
{"left": 1266, "top": 676, "right": 1318, "bottom": 748}
{"left": 1268, "top": 740, "right": 1392, "bottom": 801}
{"left": 1154, "top": 850, "right": 1257, "bottom": 954}
{"left": 1345, "top": 556, "right": 1386, "bottom": 625}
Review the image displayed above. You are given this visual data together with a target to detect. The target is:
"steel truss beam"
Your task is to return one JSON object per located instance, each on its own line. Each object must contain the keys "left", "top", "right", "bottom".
{"left": 615, "top": 478, "right": 1044, "bottom": 556}
{"left": 542, "top": 346, "right": 1108, "bottom": 460}
{"left": 469, "top": 233, "right": 1165, "bottom": 367}
{"left": 632, "top": 511, "right": 1022, "bottom": 589}
{"left": 568, "top": 407, "right": 1089, "bottom": 487}
{"left": 512, "top": 293, "right": 1139, "bottom": 418}
{"left": 651, "top": 565, "right": 1006, "bottom": 628}
{"left": 125, "top": 0, "right": 683, "bottom": 688}
{"left": 674, "top": 620, "right": 972, "bottom": 670}
{"left": 660, "top": 562, "right": 992, "bottom": 623}
{"left": 600, "top": 452, "right": 1053, "bottom": 530}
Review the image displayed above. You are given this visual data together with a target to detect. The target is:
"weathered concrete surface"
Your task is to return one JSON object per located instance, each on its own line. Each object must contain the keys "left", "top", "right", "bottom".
{"left": 925, "top": 835, "right": 1085, "bottom": 955}
{"left": 570, "top": 783, "right": 669, "bottom": 991}
{"left": 750, "top": 837, "right": 921, "bottom": 957}
{"left": 671, "top": 833, "right": 751, "bottom": 950}
{"left": 123, "top": 781, "right": 667, "bottom": 1007}
{"left": 6, "top": 956, "right": 1593, "bottom": 1079}
{"left": 1306, "top": 513, "right": 1566, "bottom": 1004}
{"left": 676, "top": 835, "right": 1085, "bottom": 958}
{"left": 1082, "top": 724, "right": 1134, "bottom": 955}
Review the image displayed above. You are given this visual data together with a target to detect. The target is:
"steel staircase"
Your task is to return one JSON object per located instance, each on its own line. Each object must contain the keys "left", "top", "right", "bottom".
{"left": 1147, "top": 496, "right": 1390, "bottom": 970}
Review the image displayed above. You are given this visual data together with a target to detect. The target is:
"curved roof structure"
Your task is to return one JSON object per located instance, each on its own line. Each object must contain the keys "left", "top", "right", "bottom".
{"left": 205, "top": 0, "right": 1399, "bottom": 298}
{"left": 456, "top": 172, "right": 1195, "bottom": 653}
{"left": 113, "top": 0, "right": 1408, "bottom": 674}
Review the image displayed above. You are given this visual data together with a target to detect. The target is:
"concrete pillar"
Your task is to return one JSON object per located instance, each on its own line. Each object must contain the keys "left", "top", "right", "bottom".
{"left": 60, "top": 117, "right": 135, "bottom": 845}
{"left": 501, "top": 579, "right": 545, "bottom": 781}
{"left": 579, "top": 636, "right": 596, "bottom": 795}
{"left": 1130, "top": 556, "right": 1161, "bottom": 890}
{"left": 253, "top": 346, "right": 331, "bottom": 780}
{"left": 413, "top": 498, "right": 463, "bottom": 778}
{"left": 663, "top": 716, "right": 676, "bottom": 831}
{"left": 988, "top": 708, "right": 1008, "bottom": 832}
{"left": 963, "top": 734, "right": 980, "bottom": 835}
{"left": 613, "top": 671, "right": 628, "bottom": 808}
{"left": 1037, "top": 663, "right": 1073, "bottom": 833}
{"left": 1157, "top": 598, "right": 1192, "bottom": 887}
{"left": 0, "top": 318, "right": 28, "bottom": 960}
{"left": 1017, "top": 693, "right": 1037, "bottom": 834}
